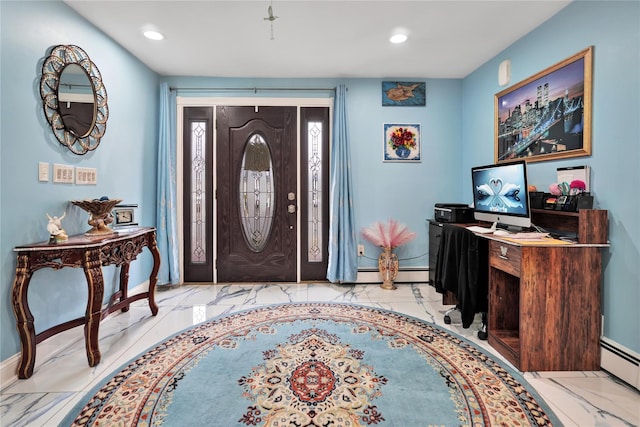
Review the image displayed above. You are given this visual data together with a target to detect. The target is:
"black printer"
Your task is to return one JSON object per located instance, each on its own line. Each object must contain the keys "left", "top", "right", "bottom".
{"left": 434, "top": 203, "right": 474, "bottom": 223}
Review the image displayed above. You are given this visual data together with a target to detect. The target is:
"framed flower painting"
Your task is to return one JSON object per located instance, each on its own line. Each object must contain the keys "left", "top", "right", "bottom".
{"left": 383, "top": 123, "right": 421, "bottom": 162}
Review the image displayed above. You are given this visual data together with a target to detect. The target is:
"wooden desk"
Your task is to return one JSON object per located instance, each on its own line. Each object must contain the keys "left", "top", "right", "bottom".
{"left": 11, "top": 227, "right": 161, "bottom": 379}
{"left": 431, "top": 209, "right": 609, "bottom": 371}
{"left": 483, "top": 209, "right": 608, "bottom": 371}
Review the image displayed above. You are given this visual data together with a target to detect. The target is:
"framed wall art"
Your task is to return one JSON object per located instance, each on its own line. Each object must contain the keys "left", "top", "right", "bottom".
{"left": 383, "top": 123, "right": 421, "bottom": 162}
{"left": 495, "top": 46, "right": 593, "bottom": 163}
{"left": 382, "top": 81, "right": 426, "bottom": 106}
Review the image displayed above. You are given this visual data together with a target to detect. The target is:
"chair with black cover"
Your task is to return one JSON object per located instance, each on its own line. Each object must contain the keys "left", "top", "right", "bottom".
{"left": 434, "top": 224, "right": 488, "bottom": 339}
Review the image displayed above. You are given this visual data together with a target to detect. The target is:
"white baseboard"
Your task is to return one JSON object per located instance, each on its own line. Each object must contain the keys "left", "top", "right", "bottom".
{"left": 601, "top": 337, "right": 640, "bottom": 390}
{"left": 355, "top": 268, "right": 429, "bottom": 284}
{"left": 1, "top": 352, "right": 21, "bottom": 389}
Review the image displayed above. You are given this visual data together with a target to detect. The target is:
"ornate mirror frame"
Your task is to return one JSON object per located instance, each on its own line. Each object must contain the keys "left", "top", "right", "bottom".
{"left": 40, "top": 45, "right": 108, "bottom": 155}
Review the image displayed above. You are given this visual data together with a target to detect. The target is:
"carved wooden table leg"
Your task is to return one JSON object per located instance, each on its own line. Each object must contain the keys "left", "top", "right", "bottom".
{"left": 119, "top": 262, "right": 131, "bottom": 312}
{"left": 83, "top": 248, "right": 104, "bottom": 367}
{"left": 147, "top": 232, "right": 161, "bottom": 316}
{"left": 11, "top": 254, "right": 35, "bottom": 379}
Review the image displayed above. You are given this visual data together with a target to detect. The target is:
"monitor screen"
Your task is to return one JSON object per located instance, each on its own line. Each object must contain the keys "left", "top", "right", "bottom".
{"left": 471, "top": 160, "right": 531, "bottom": 229}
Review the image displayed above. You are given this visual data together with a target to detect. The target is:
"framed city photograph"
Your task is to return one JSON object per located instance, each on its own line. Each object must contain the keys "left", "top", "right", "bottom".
{"left": 383, "top": 123, "right": 421, "bottom": 162}
{"left": 495, "top": 46, "right": 593, "bottom": 163}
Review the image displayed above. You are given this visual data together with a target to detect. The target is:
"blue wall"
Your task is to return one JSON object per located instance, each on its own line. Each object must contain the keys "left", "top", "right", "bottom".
{"left": 0, "top": 1, "right": 160, "bottom": 361}
{"left": 461, "top": 1, "right": 639, "bottom": 352}
{"left": 347, "top": 78, "right": 463, "bottom": 265}
{"left": 1, "top": 0, "right": 637, "bottom": 364}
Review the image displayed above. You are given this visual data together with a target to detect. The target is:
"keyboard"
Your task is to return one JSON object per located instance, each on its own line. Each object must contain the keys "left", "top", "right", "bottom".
{"left": 507, "top": 232, "right": 550, "bottom": 240}
{"left": 465, "top": 226, "right": 550, "bottom": 240}
{"left": 465, "top": 225, "right": 495, "bottom": 234}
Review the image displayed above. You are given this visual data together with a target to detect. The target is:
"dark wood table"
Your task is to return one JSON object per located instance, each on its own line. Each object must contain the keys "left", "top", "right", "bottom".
{"left": 11, "top": 227, "right": 161, "bottom": 379}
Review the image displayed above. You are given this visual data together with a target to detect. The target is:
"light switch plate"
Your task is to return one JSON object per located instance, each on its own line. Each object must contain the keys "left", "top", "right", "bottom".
{"left": 53, "top": 163, "right": 74, "bottom": 184}
{"left": 75, "top": 167, "right": 97, "bottom": 185}
{"left": 38, "top": 162, "right": 49, "bottom": 182}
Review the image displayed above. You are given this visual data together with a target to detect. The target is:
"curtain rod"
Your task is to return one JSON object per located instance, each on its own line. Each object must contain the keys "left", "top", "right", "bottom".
{"left": 170, "top": 86, "right": 336, "bottom": 93}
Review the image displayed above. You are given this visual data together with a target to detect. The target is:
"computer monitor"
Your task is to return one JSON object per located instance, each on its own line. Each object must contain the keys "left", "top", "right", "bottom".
{"left": 471, "top": 160, "right": 531, "bottom": 230}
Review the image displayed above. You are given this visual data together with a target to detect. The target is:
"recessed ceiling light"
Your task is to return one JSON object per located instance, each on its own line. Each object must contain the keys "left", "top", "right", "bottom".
{"left": 390, "top": 34, "right": 408, "bottom": 44}
{"left": 144, "top": 30, "right": 164, "bottom": 41}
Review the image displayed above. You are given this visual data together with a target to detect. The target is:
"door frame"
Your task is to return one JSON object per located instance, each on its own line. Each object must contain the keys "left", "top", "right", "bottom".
{"left": 176, "top": 96, "right": 333, "bottom": 283}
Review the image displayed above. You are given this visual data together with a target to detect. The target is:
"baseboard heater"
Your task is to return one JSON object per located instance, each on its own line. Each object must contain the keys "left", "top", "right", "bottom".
{"left": 600, "top": 338, "right": 640, "bottom": 390}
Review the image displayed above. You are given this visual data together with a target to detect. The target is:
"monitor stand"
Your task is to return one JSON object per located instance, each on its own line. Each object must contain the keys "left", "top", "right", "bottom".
{"left": 492, "top": 222, "right": 526, "bottom": 233}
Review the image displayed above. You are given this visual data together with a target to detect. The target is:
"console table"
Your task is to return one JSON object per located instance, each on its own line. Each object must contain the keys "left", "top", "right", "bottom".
{"left": 11, "top": 227, "right": 160, "bottom": 379}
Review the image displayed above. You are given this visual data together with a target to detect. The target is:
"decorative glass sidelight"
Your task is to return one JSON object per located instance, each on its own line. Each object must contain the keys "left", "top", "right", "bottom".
{"left": 307, "top": 122, "right": 324, "bottom": 262}
{"left": 190, "top": 122, "right": 207, "bottom": 263}
{"left": 239, "top": 134, "right": 275, "bottom": 252}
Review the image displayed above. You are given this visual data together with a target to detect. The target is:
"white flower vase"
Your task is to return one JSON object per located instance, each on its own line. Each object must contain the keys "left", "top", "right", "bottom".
{"left": 378, "top": 246, "right": 399, "bottom": 290}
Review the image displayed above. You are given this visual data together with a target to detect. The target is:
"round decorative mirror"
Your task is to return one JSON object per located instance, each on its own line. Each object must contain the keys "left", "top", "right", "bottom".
{"left": 40, "top": 45, "right": 108, "bottom": 155}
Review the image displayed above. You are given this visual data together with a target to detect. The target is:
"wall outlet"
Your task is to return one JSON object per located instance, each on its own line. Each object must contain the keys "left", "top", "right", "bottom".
{"left": 38, "top": 162, "right": 49, "bottom": 182}
{"left": 357, "top": 244, "right": 365, "bottom": 256}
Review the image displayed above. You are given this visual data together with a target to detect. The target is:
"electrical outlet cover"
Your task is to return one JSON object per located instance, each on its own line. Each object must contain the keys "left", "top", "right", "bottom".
{"left": 38, "top": 162, "right": 49, "bottom": 182}
{"left": 53, "top": 163, "right": 74, "bottom": 184}
{"left": 76, "top": 167, "right": 97, "bottom": 185}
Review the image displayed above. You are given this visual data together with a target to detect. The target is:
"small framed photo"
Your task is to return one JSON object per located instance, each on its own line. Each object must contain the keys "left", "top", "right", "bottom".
{"left": 383, "top": 123, "right": 421, "bottom": 162}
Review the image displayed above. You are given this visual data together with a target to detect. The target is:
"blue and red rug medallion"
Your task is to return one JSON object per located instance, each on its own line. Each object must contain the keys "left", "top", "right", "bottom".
{"left": 63, "top": 303, "right": 559, "bottom": 426}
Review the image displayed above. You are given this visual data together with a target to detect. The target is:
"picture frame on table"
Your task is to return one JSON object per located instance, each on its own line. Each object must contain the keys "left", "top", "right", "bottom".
{"left": 112, "top": 204, "right": 138, "bottom": 228}
{"left": 495, "top": 46, "right": 593, "bottom": 163}
{"left": 383, "top": 123, "right": 421, "bottom": 162}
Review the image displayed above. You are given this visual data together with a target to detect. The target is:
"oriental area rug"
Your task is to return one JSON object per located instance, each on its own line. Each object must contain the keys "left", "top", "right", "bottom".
{"left": 62, "top": 303, "right": 559, "bottom": 426}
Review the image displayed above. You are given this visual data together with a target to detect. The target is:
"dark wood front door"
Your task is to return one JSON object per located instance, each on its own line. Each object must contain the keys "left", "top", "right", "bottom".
{"left": 216, "top": 106, "right": 297, "bottom": 282}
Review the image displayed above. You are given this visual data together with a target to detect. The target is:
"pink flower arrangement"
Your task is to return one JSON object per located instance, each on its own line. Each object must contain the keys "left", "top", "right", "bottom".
{"left": 549, "top": 183, "right": 562, "bottom": 196}
{"left": 361, "top": 219, "right": 416, "bottom": 249}
{"left": 570, "top": 180, "right": 586, "bottom": 191}
{"left": 550, "top": 180, "right": 587, "bottom": 196}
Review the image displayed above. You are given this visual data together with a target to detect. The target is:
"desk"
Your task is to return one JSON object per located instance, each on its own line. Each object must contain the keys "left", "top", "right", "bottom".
{"left": 11, "top": 227, "right": 160, "bottom": 379}
{"left": 430, "top": 209, "right": 608, "bottom": 371}
{"left": 484, "top": 234, "right": 607, "bottom": 371}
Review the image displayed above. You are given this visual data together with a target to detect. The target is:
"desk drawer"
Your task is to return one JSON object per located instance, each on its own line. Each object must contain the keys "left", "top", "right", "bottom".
{"left": 489, "top": 241, "right": 521, "bottom": 277}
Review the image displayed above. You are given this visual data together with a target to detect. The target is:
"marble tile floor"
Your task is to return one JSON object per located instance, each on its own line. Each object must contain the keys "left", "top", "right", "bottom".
{"left": 1, "top": 282, "right": 638, "bottom": 426}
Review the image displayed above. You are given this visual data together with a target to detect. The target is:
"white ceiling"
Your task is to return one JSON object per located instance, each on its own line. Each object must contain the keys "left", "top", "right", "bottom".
{"left": 64, "top": 0, "right": 571, "bottom": 79}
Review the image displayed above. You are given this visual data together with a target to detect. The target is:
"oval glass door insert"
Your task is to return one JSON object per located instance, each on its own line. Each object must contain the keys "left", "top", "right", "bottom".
{"left": 239, "top": 134, "right": 275, "bottom": 252}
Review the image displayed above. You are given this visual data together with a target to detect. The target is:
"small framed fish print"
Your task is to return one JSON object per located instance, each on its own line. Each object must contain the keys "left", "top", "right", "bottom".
{"left": 382, "top": 81, "right": 426, "bottom": 106}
